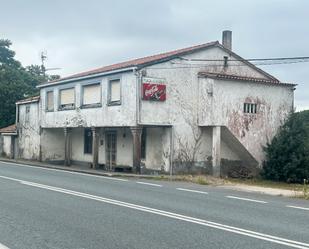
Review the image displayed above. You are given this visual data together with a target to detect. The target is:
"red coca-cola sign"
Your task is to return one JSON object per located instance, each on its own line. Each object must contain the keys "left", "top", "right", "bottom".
{"left": 142, "top": 77, "right": 166, "bottom": 101}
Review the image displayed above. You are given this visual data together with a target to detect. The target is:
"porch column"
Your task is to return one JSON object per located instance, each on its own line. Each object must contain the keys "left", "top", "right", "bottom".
{"left": 64, "top": 127, "right": 71, "bottom": 166}
{"left": 130, "top": 126, "right": 142, "bottom": 174}
{"left": 212, "top": 126, "right": 221, "bottom": 177}
{"left": 91, "top": 127, "right": 99, "bottom": 169}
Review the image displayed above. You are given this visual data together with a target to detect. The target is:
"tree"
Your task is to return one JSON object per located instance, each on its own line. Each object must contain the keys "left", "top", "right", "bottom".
{"left": 0, "top": 39, "right": 59, "bottom": 128}
{"left": 262, "top": 110, "right": 309, "bottom": 182}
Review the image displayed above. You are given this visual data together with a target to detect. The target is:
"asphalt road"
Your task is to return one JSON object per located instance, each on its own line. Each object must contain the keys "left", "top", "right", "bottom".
{"left": 0, "top": 161, "right": 308, "bottom": 249}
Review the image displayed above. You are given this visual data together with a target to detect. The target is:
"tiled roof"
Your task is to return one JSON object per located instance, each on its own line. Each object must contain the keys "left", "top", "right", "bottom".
{"left": 16, "top": 95, "right": 40, "bottom": 105}
{"left": 43, "top": 41, "right": 219, "bottom": 84}
{"left": 198, "top": 72, "right": 296, "bottom": 86}
{"left": 0, "top": 124, "right": 16, "bottom": 134}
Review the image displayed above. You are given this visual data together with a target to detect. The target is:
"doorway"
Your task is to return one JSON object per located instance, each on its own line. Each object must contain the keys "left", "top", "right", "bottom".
{"left": 106, "top": 131, "right": 117, "bottom": 170}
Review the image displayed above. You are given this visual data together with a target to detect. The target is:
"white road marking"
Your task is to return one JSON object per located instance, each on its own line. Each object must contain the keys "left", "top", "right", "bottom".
{"left": 0, "top": 243, "right": 10, "bottom": 249}
{"left": 136, "top": 181, "right": 162, "bottom": 187}
{"left": 287, "top": 205, "right": 309, "bottom": 211}
{"left": 1, "top": 175, "right": 309, "bottom": 249}
{"left": 0, "top": 161, "right": 128, "bottom": 182}
{"left": 225, "top": 195, "right": 268, "bottom": 204}
{"left": 176, "top": 188, "right": 208, "bottom": 194}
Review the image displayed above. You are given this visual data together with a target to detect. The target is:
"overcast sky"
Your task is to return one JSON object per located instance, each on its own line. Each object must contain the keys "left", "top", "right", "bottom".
{"left": 1, "top": 0, "right": 308, "bottom": 110}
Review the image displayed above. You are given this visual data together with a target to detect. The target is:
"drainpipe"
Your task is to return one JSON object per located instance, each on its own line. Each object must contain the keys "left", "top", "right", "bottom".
{"left": 134, "top": 68, "right": 142, "bottom": 125}
{"left": 169, "top": 126, "right": 174, "bottom": 178}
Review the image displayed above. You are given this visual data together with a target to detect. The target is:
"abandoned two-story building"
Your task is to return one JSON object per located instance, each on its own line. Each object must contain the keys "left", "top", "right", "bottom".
{"left": 0, "top": 31, "right": 296, "bottom": 176}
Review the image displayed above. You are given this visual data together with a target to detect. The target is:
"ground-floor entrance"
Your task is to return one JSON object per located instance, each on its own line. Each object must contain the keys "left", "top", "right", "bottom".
{"left": 106, "top": 131, "right": 117, "bottom": 171}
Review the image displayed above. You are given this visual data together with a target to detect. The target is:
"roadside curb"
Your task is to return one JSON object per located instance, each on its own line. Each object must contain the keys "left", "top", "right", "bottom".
{"left": 0, "top": 158, "right": 305, "bottom": 198}
{"left": 0, "top": 158, "right": 152, "bottom": 179}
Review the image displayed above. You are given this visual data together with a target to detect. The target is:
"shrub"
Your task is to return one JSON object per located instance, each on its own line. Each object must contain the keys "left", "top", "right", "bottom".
{"left": 262, "top": 110, "right": 309, "bottom": 183}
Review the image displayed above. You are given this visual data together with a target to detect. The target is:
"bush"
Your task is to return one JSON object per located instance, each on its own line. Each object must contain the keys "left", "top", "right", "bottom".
{"left": 262, "top": 110, "right": 309, "bottom": 183}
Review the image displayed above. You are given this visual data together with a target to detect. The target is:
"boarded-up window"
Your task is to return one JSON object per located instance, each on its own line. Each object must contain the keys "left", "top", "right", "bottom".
{"left": 83, "top": 84, "right": 101, "bottom": 106}
{"left": 59, "top": 88, "right": 75, "bottom": 110}
{"left": 46, "top": 91, "right": 54, "bottom": 111}
{"left": 109, "top": 79, "right": 121, "bottom": 104}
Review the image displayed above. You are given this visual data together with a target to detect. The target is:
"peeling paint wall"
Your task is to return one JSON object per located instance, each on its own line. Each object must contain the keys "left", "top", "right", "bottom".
{"left": 19, "top": 45, "right": 294, "bottom": 172}
{"left": 41, "top": 128, "right": 65, "bottom": 162}
{"left": 17, "top": 101, "right": 41, "bottom": 160}
{"left": 1, "top": 135, "right": 12, "bottom": 158}
{"left": 40, "top": 72, "right": 136, "bottom": 128}
{"left": 141, "top": 46, "right": 293, "bottom": 169}
{"left": 199, "top": 78, "right": 294, "bottom": 165}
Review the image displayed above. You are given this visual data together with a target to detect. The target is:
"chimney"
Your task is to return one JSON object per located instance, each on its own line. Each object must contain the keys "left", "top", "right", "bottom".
{"left": 222, "top": 30, "right": 232, "bottom": 50}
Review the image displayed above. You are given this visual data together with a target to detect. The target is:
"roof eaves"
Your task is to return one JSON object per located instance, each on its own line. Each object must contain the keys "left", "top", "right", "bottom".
{"left": 199, "top": 72, "right": 296, "bottom": 87}
{"left": 38, "top": 40, "right": 219, "bottom": 87}
{"left": 37, "top": 66, "right": 137, "bottom": 88}
{"left": 16, "top": 96, "right": 40, "bottom": 105}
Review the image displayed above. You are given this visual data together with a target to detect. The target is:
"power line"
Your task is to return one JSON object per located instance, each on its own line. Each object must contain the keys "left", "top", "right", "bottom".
{"left": 179, "top": 56, "right": 309, "bottom": 62}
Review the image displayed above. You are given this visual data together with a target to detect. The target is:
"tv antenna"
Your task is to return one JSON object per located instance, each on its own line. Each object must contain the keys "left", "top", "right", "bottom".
{"left": 40, "top": 51, "right": 61, "bottom": 77}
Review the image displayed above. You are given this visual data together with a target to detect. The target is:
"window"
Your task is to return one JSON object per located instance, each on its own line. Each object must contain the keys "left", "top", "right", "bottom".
{"left": 25, "top": 105, "right": 30, "bottom": 123}
{"left": 59, "top": 88, "right": 75, "bottom": 110}
{"left": 84, "top": 128, "right": 92, "bottom": 154}
{"left": 46, "top": 91, "right": 54, "bottom": 111}
{"left": 26, "top": 105, "right": 30, "bottom": 113}
{"left": 141, "top": 127, "right": 146, "bottom": 159}
{"left": 108, "top": 79, "right": 121, "bottom": 105}
{"left": 82, "top": 84, "right": 101, "bottom": 107}
{"left": 244, "top": 103, "right": 257, "bottom": 114}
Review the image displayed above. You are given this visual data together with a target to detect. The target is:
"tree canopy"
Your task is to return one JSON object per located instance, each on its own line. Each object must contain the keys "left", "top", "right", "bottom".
{"left": 262, "top": 110, "right": 309, "bottom": 182}
{"left": 0, "top": 39, "right": 59, "bottom": 128}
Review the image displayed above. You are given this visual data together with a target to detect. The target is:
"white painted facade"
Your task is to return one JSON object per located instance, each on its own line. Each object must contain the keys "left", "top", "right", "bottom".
{"left": 2, "top": 35, "right": 295, "bottom": 176}
{"left": 16, "top": 100, "right": 41, "bottom": 160}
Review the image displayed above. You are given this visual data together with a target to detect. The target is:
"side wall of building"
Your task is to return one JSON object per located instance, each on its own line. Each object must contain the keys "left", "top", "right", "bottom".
{"left": 198, "top": 78, "right": 294, "bottom": 165}
{"left": 139, "top": 46, "right": 293, "bottom": 171}
{"left": 1, "top": 135, "right": 12, "bottom": 158}
{"left": 17, "top": 101, "right": 41, "bottom": 160}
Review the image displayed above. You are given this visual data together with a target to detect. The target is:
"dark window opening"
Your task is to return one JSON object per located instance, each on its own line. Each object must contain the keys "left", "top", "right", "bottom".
{"left": 141, "top": 127, "right": 146, "bottom": 159}
{"left": 84, "top": 128, "right": 93, "bottom": 154}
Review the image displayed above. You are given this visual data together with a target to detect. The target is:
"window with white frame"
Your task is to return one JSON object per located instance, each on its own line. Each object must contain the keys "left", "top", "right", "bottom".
{"left": 108, "top": 79, "right": 121, "bottom": 105}
{"left": 82, "top": 84, "right": 101, "bottom": 107}
{"left": 243, "top": 103, "right": 257, "bottom": 114}
{"left": 59, "top": 88, "right": 75, "bottom": 110}
{"left": 46, "top": 91, "right": 54, "bottom": 111}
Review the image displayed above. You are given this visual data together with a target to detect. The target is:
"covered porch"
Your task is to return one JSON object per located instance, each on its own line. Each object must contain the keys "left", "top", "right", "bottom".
{"left": 40, "top": 125, "right": 173, "bottom": 174}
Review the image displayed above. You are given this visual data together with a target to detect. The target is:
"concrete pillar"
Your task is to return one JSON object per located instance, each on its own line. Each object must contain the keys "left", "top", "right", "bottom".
{"left": 212, "top": 126, "right": 221, "bottom": 177}
{"left": 130, "top": 126, "right": 142, "bottom": 174}
{"left": 10, "top": 136, "right": 15, "bottom": 159}
{"left": 64, "top": 127, "right": 71, "bottom": 166}
{"left": 91, "top": 127, "right": 99, "bottom": 169}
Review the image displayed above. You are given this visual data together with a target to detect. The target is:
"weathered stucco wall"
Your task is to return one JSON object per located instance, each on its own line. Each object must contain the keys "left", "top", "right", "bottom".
{"left": 198, "top": 78, "right": 294, "bottom": 165}
{"left": 1, "top": 135, "right": 12, "bottom": 158}
{"left": 139, "top": 46, "right": 273, "bottom": 168}
{"left": 17, "top": 101, "right": 41, "bottom": 160}
{"left": 40, "top": 71, "right": 136, "bottom": 128}
{"left": 15, "top": 44, "right": 294, "bottom": 173}
{"left": 41, "top": 128, "right": 65, "bottom": 162}
{"left": 140, "top": 46, "right": 293, "bottom": 169}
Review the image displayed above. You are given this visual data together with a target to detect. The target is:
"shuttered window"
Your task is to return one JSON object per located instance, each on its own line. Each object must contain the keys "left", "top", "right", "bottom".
{"left": 109, "top": 79, "right": 121, "bottom": 104}
{"left": 59, "top": 88, "right": 75, "bottom": 110}
{"left": 83, "top": 84, "right": 101, "bottom": 106}
{"left": 46, "top": 91, "right": 54, "bottom": 111}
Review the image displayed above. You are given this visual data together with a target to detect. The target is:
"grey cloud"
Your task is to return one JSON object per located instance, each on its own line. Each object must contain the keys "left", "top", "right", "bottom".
{"left": 0, "top": 0, "right": 308, "bottom": 110}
